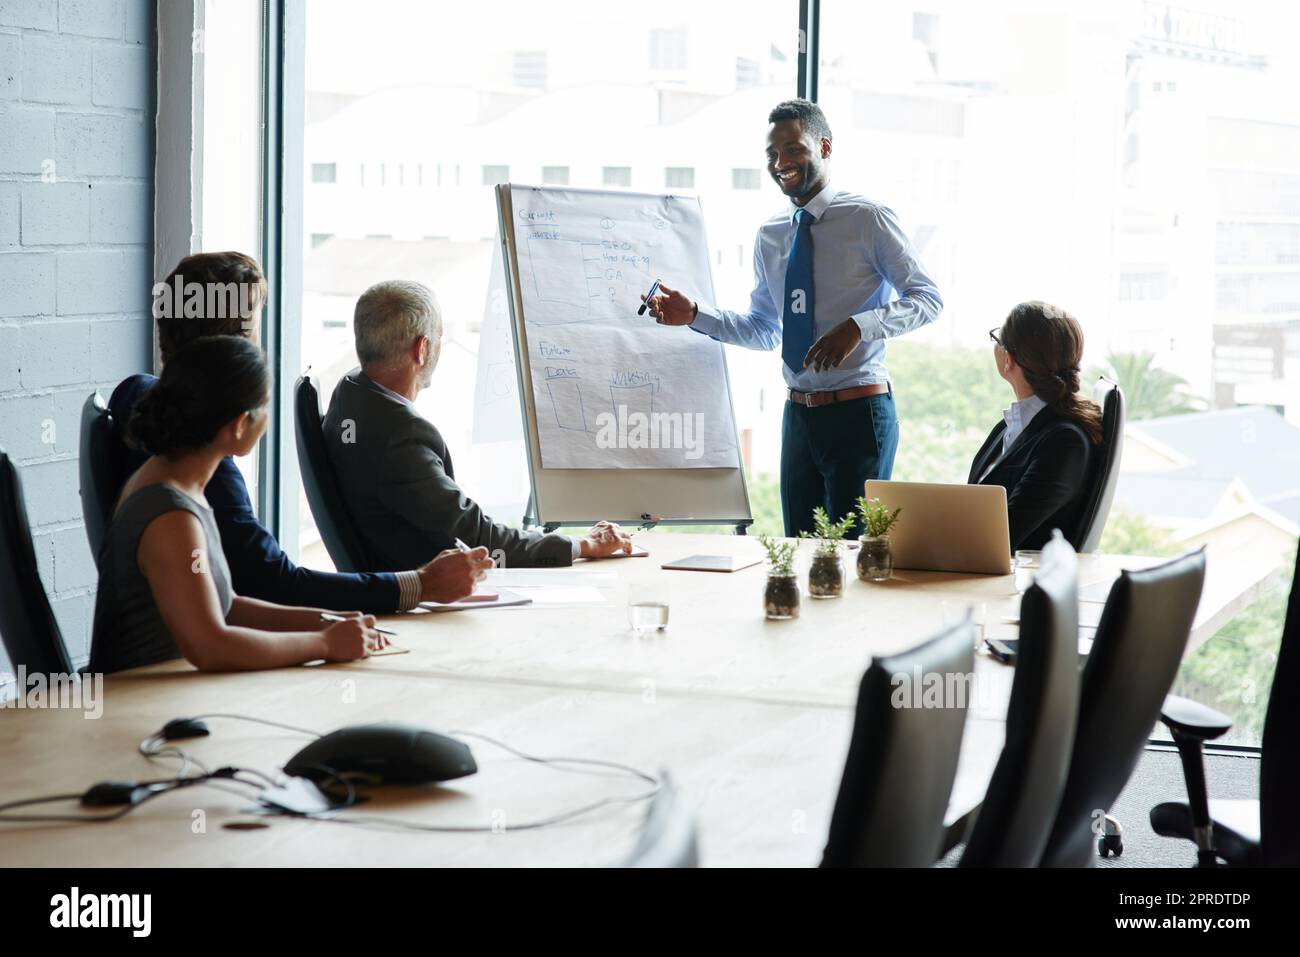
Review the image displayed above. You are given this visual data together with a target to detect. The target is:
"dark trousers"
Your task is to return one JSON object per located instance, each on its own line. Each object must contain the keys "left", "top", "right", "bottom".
{"left": 780, "top": 391, "right": 900, "bottom": 538}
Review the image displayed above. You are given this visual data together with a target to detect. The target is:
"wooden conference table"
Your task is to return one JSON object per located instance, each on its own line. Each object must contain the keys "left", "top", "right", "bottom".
{"left": 0, "top": 533, "right": 1273, "bottom": 867}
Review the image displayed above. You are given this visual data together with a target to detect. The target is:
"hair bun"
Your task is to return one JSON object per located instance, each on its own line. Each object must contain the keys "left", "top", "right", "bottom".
{"left": 128, "top": 337, "right": 271, "bottom": 457}
{"left": 130, "top": 386, "right": 191, "bottom": 454}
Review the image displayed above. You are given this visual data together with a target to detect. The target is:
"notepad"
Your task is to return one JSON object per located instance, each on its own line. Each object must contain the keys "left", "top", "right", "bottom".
{"left": 660, "top": 554, "right": 763, "bottom": 573}
{"left": 419, "top": 589, "right": 534, "bottom": 612}
{"left": 368, "top": 643, "right": 410, "bottom": 656}
{"left": 579, "top": 548, "right": 650, "bottom": 560}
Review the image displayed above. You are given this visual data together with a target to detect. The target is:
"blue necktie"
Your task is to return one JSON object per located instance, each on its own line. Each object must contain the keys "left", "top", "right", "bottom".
{"left": 782, "top": 208, "right": 814, "bottom": 375}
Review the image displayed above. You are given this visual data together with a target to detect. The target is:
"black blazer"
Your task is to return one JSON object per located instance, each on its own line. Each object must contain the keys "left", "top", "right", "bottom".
{"left": 968, "top": 406, "right": 1093, "bottom": 552}
{"left": 322, "top": 370, "right": 574, "bottom": 570}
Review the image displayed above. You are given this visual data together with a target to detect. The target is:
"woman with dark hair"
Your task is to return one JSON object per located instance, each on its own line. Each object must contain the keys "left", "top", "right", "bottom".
{"left": 968, "top": 301, "right": 1104, "bottom": 551}
{"left": 108, "top": 250, "right": 490, "bottom": 617}
{"left": 90, "top": 337, "right": 390, "bottom": 673}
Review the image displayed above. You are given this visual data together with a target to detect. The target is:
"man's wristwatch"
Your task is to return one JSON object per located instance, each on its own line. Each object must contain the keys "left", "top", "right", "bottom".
{"left": 691, "top": 301, "right": 699, "bottom": 321}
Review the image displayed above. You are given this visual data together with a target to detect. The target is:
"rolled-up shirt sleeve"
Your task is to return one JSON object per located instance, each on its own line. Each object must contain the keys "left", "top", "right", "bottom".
{"left": 690, "top": 240, "right": 782, "bottom": 351}
{"left": 850, "top": 205, "right": 943, "bottom": 342}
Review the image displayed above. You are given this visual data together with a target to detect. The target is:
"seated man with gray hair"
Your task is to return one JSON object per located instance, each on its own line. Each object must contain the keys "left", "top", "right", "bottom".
{"left": 324, "top": 279, "right": 633, "bottom": 568}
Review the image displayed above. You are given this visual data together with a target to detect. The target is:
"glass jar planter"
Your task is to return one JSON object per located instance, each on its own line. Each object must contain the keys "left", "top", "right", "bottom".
{"left": 808, "top": 552, "right": 845, "bottom": 598}
{"left": 764, "top": 573, "right": 801, "bottom": 620}
{"left": 856, "top": 536, "right": 893, "bottom": 582}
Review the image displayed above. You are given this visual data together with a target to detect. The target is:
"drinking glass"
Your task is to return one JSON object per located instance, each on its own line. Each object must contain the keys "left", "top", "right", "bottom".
{"left": 628, "top": 582, "right": 670, "bottom": 633}
{"left": 1014, "top": 550, "right": 1042, "bottom": 594}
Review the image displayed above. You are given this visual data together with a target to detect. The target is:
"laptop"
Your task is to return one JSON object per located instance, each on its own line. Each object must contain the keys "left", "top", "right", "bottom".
{"left": 863, "top": 480, "right": 1012, "bottom": 575}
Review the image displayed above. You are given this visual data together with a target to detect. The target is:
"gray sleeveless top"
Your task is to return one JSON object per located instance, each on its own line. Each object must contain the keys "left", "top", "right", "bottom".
{"left": 89, "top": 484, "right": 233, "bottom": 674}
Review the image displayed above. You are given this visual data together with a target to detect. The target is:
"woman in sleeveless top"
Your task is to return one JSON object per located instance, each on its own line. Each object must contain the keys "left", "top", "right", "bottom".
{"left": 89, "top": 336, "right": 389, "bottom": 674}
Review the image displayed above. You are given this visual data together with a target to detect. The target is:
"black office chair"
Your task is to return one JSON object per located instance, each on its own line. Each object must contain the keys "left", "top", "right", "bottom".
{"left": 0, "top": 448, "right": 74, "bottom": 675}
{"left": 1038, "top": 547, "right": 1206, "bottom": 867}
{"left": 294, "top": 374, "right": 371, "bottom": 573}
{"left": 79, "top": 392, "right": 118, "bottom": 565}
{"left": 1149, "top": 544, "right": 1300, "bottom": 867}
{"left": 623, "top": 771, "right": 700, "bottom": 867}
{"left": 1068, "top": 380, "right": 1124, "bottom": 553}
{"left": 959, "top": 532, "right": 1081, "bottom": 867}
{"left": 821, "top": 620, "right": 975, "bottom": 867}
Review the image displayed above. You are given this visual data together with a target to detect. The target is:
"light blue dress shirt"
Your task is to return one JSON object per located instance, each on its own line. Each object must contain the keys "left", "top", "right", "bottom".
{"left": 690, "top": 184, "right": 943, "bottom": 392}
{"left": 978, "top": 393, "right": 1048, "bottom": 481}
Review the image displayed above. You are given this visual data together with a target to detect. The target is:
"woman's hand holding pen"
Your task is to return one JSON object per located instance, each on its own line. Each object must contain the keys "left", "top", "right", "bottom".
{"left": 320, "top": 614, "right": 389, "bottom": 660}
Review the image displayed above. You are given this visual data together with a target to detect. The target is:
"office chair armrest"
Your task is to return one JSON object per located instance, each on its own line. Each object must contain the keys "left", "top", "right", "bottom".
{"left": 1160, "top": 693, "right": 1232, "bottom": 742}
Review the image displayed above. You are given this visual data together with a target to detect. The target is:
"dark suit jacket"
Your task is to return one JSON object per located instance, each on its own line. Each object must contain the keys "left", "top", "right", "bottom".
{"left": 108, "top": 374, "right": 403, "bottom": 613}
{"left": 968, "top": 405, "right": 1093, "bottom": 552}
{"left": 322, "top": 369, "right": 573, "bottom": 569}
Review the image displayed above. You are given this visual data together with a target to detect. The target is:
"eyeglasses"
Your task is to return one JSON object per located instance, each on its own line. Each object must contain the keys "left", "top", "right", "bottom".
{"left": 989, "top": 328, "right": 1012, "bottom": 353}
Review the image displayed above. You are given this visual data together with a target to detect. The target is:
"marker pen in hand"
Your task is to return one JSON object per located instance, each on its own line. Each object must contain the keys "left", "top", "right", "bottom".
{"left": 637, "top": 279, "right": 662, "bottom": 316}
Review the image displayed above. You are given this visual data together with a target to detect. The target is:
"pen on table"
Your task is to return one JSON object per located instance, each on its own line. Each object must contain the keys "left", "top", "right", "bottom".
{"left": 319, "top": 612, "right": 397, "bottom": 637}
{"left": 636, "top": 278, "right": 661, "bottom": 316}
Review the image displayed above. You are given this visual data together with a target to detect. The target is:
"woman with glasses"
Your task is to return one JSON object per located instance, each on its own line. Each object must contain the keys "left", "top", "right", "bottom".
{"left": 969, "top": 301, "right": 1103, "bottom": 551}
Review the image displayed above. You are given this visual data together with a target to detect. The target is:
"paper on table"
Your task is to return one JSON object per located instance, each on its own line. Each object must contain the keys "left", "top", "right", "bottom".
{"left": 420, "top": 589, "right": 534, "bottom": 612}
{"left": 516, "top": 585, "right": 608, "bottom": 606}
{"left": 510, "top": 185, "right": 740, "bottom": 470}
{"left": 485, "top": 569, "right": 616, "bottom": 588}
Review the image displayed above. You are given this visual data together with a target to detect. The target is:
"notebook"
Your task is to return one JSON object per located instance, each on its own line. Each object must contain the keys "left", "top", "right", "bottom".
{"left": 660, "top": 554, "right": 763, "bottom": 573}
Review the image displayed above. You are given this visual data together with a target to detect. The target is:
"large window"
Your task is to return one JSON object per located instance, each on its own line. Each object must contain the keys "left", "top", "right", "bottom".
{"left": 297, "top": 0, "right": 798, "bottom": 564}
{"left": 818, "top": 0, "right": 1300, "bottom": 744}
{"left": 198, "top": 0, "right": 266, "bottom": 504}
{"left": 279, "top": 0, "right": 1297, "bottom": 745}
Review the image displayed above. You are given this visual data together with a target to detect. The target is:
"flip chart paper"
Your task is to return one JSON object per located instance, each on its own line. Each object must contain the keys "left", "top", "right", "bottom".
{"left": 509, "top": 185, "right": 740, "bottom": 469}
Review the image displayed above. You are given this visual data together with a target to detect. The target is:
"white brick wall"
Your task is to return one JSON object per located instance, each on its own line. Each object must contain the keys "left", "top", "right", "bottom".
{"left": 0, "top": 0, "right": 154, "bottom": 674}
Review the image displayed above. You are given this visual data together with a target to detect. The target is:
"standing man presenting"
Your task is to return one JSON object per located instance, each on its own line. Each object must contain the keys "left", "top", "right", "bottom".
{"left": 645, "top": 99, "right": 942, "bottom": 537}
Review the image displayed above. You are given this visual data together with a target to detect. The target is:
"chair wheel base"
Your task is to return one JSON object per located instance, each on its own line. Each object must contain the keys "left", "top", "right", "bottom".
{"left": 1098, "top": 815, "right": 1123, "bottom": 857}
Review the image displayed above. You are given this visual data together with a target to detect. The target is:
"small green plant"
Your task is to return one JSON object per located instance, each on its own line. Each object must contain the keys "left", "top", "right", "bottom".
{"left": 856, "top": 496, "right": 902, "bottom": 539}
{"left": 800, "top": 506, "right": 857, "bottom": 557}
{"left": 759, "top": 534, "right": 798, "bottom": 576}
